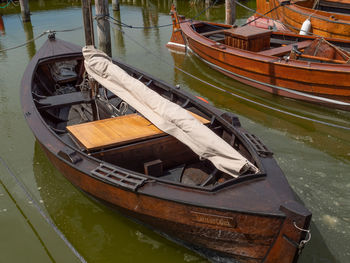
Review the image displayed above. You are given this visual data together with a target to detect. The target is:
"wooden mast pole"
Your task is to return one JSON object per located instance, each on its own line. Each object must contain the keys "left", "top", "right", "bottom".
{"left": 81, "top": 0, "right": 95, "bottom": 46}
{"left": 95, "top": 0, "right": 112, "bottom": 57}
{"left": 81, "top": 0, "right": 99, "bottom": 120}
{"left": 225, "top": 0, "right": 236, "bottom": 25}
{"left": 19, "top": 0, "right": 31, "bottom": 22}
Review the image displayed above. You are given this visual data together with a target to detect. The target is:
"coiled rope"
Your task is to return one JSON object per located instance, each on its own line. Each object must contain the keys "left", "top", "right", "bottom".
{"left": 106, "top": 17, "right": 350, "bottom": 131}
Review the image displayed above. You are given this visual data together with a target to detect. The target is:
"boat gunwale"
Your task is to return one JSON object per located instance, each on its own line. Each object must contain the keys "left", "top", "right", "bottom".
{"left": 22, "top": 41, "right": 285, "bottom": 199}
{"left": 286, "top": 0, "right": 350, "bottom": 23}
{"left": 181, "top": 20, "right": 350, "bottom": 72}
{"left": 21, "top": 36, "right": 312, "bottom": 263}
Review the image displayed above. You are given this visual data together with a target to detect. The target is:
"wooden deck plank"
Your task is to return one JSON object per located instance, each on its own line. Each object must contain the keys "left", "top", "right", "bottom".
{"left": 67, "top": 112, "right": 210, "bottom": 151}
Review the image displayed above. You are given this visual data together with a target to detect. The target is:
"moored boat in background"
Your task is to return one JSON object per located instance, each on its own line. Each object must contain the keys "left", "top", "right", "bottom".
{"left": 255, "top": 0, "right": 350, "bottom": 40}
{"left": 21, "top": 35, "right": 311, "bottom": 263}
{"left": 167, "top": 6, "right": 350, "bottom": 110}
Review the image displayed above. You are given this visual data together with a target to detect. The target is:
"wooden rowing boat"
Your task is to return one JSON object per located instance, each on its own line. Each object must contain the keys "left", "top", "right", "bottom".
{"left": 21, "top": 34, "right": 311, "bottom": 263}
{"left": 167, "top": 6, "right": 350, "bottom": 110}
{"left": 255, "top": 0, "right": 350, "bottom": 40}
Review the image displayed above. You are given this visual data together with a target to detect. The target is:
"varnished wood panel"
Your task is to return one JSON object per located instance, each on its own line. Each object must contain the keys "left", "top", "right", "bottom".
{"left": 67, "top": 112, "right": 210, "bottom": 151}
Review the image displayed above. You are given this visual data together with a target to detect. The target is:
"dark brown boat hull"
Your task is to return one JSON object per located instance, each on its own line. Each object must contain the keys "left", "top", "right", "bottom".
{"left": 21, "top": 38, "right": 311, "bottom": 263}
{"left": 40, "top": 141, "right": 309, "bottom": 263}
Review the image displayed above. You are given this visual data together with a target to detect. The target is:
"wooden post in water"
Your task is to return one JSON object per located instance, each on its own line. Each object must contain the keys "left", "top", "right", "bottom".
{"left": 112, "top": 0, "right": 120, "bottom": 11}
{"left": 19, "top": 0, "right": 31, "bottom": 22}
{"left": 225, "top": 0, "right": 236, "bottom": 25}
{"left": 81, "top": 0, "right": 95, "bottom": 46}
{"left": 95, "top": 0, "right": 111, "bottom": 56}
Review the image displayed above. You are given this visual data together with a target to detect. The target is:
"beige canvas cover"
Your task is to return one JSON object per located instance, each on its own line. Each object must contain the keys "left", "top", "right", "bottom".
{"left": 83, "top": 46, "right": 258, "bottom": 177}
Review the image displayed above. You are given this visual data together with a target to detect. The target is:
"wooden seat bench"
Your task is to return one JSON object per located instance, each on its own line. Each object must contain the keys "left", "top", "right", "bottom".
{"left": 257, "top": 40, "right": 312, "bottom": 57}
{"left": 36, "top": 91, "right": 91, "bottom": 110}
{"left": 36, "top": 91, "right": 116, "bottom": 110}
{"left": 67, "top": 112, "right": 210, "bottom": 151}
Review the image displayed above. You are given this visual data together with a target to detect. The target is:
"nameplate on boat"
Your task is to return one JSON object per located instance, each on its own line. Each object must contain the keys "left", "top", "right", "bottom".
{"left": 190, "top": 211, "right": 237, "bottom": 228}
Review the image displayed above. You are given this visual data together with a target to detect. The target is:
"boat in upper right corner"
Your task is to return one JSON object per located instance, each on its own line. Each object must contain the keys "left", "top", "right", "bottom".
{"left": 254, "top": 0, "right": 350, "bottom": 40}
{"left": 167, "top": 6, "right": 350, "bottom": 111}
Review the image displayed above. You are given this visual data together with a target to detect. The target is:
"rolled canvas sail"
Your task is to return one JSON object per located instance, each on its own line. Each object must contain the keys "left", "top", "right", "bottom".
{"left": 83, "top": 46, "right": 258, "bottom": 177}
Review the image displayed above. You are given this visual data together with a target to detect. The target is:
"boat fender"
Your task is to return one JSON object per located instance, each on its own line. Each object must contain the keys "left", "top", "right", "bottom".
{"left": 300, "top": 19, "right": 311, "bottom": 35}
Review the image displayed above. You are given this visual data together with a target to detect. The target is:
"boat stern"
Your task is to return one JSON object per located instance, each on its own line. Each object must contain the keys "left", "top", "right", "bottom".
{"left": 264, "top": 200, "right": 312, "bottom": 263}
{"left": 166, "top": 5, "right": 187, "bottom": 52}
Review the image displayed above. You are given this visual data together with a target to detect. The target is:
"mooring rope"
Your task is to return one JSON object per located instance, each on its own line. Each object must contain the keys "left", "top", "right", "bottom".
{"left": 107, "top": 18, "right": 350, "bottom": 131}
{"left": 241, "top": 2, "right": 284, "bottom": 27}
{"left": 0, "top": 156, "right": 87, "bottom": 263}
{"left": 0, "top": 26, "right": 82, "bottom": 53}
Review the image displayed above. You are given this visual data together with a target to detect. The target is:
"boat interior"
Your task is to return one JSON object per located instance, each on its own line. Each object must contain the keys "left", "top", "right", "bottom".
{"left": 32, "top": 55, "right": 265, "bottom": 191}
{"left": 297, "top": 0, "right": 350, "bottom": 15}
{"left": 191, "top": 22, "right": 350, "bottom": 64}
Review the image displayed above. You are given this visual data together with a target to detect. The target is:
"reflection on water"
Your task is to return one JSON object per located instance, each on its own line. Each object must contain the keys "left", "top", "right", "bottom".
{"left": 0, "top": 15, "right": 5, "bottom": 35}
{"left": 112, "top": 10, "right": 126, "bottom": 56}
{"left": 0, "top": 0, "right": 349, "bottom": 262}
{"left": 23, "top": 21, "right": 36, "bottom": 59}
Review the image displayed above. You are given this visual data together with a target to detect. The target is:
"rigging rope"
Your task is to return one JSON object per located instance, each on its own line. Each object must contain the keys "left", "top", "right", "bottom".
{"left": 0, "top": 156, "right": 87, "bottom": 263}
{"left": 241, "top": 2, "right": 283, "bottom": 27}
{"left": 106, "top": 17, "right": 350, "bottom": 131}
{"left": 0, "top": 26, "right": 82, "bottom": 53}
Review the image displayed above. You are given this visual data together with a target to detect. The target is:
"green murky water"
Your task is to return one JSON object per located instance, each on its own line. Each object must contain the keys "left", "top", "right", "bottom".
{"left": 0, "top": 0, "right": 349, "bottom": 262}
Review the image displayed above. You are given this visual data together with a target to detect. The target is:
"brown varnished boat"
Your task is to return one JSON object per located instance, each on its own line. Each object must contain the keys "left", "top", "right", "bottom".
{"left": 167, "top": 6, "right": 350, "bottom": 110}
{"left": 255, "top": 0, "right": 350, "bottom": 40}
{"left": 21, "top": 34, "right": 311, "bottom": 263}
